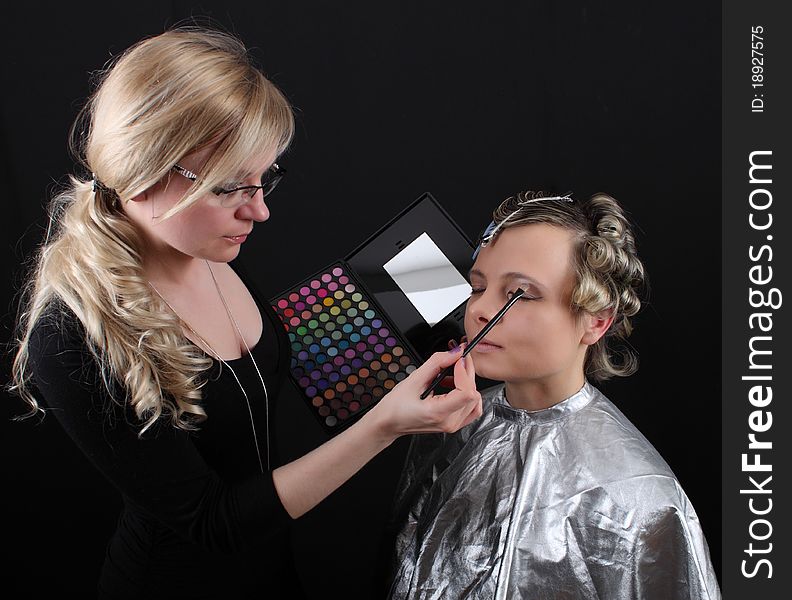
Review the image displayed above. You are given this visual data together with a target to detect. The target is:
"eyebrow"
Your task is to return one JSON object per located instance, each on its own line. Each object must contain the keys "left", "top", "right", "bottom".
{"left": 468, "top": 268, "right": 546, "bottom": 291}
{"left": 233, "top": 161, "right": 275, "bottom": 182}
{"left": 229, "top": 163, "right": 265, "bottom": 180}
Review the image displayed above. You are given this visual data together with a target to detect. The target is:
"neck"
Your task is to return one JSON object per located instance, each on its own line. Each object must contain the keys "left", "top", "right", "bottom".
{"left": 146, "top": 257, "right": 236, "bottom": 355}
{"left": 504, "top": 372, "right": 586, "bottom": 411}
{"left": 145, "top": 253, "right": 213, "bottom": 290}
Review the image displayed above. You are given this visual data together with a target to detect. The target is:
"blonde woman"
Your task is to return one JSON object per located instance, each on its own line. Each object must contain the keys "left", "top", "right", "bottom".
{"left": 389, "top": 192, "right": 720, "bottom": 599}
{"left": 9, "top": 27, "right": 481, "bottom": 599}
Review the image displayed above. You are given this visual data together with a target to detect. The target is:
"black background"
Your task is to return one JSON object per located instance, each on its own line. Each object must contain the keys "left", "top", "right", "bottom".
{"left": 1, "top": 2, "right": 721, "bottom": 598}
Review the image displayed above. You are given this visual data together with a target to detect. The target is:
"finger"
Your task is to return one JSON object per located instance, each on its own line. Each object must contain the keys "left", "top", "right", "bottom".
{"left": 424, "top": 389, "right": 467, "bottom": 417}
{"left": 436, "top": 346, "right": 473, "bottom": 391}
{"left": 412, "top": 350, "right": 463, "bottom": 388}
{"left": 452, "top": 353, "right": 475, "bottom": 393}
{"left": 458, "top": 407, "right": 482, "bottom": 429}
{"left": 430, "top": 386, "right": 480, "bottom": 416}
{"left": 462, "top": 351, "right": 476, "bottom": 381}
{"left": 439, "top": 390, "right": 482, "bottom": 431}
{"left": 420, "top": 349, "right": 464, "bottom": 374}
{"left": 459, "top": 393, "right": 483, "bottom": 428}
{"left": 441, "top": 390, "right": 482, "bottom": 430}
{"left": 418, "top": 347, "right": 473, "bottom": 399}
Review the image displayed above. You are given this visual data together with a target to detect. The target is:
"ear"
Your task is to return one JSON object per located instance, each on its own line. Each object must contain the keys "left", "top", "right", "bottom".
{"left": 118, "top": 189, "right": 149, "bottom": 219}
{"left": 580, "top": 309, "right": 614, "bottom": 345}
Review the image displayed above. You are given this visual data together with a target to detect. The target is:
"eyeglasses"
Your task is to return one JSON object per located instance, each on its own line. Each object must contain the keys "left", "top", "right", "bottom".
{"left": 171, "top": 162, "right": 286, "bottom": 208}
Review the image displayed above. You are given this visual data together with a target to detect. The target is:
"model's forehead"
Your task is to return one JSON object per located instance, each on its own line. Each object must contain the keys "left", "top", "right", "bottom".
{"left": 471, "top": 224, "right": 576, "bottom": 290}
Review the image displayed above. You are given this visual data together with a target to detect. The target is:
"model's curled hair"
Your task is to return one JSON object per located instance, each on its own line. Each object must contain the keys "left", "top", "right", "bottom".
{"left": 10, "top": 26, "right": 295, "bottom": 434}
{"left": 490, "top": 191, "right": 647, "bottom": 381}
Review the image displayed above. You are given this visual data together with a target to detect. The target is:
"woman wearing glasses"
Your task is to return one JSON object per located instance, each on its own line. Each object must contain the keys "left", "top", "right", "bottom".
{"left": 9, "top": 27, "right": 481, "bottom": 599}
{"left": 388, "top": 192, "right": 721, "bottom": 599}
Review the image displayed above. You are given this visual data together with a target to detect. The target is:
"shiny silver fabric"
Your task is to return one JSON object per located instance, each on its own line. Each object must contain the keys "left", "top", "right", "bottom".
{"left": 389, "top": 382, "right": 720, "bottom": 599}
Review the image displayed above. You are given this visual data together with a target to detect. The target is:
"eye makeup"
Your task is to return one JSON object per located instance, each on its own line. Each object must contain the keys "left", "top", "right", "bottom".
{"left": 269, "top": 193, "right": 476, "bottom": 434}
{"left": 468, "top": 269, "right": 543, "bottom": 298}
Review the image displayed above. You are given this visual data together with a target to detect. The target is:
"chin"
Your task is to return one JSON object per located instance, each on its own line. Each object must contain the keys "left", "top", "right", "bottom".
{"left": 212, "top": 246, "right": 242, "bottom": 262}
{"left": 470, "top": 354, "right": 513, "bottom": 383}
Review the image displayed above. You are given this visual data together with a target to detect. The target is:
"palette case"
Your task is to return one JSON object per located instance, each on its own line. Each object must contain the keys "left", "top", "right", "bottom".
{"left": 270, "top": 192, "right": 476, "bottom": 435}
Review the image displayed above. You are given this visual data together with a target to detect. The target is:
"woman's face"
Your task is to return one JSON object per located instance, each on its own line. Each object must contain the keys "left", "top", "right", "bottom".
{"left": 464, "top": 223, "right": 595, "bottom": 389}
{"left": 123, "top": 146, "right": 276, "bottom": 267}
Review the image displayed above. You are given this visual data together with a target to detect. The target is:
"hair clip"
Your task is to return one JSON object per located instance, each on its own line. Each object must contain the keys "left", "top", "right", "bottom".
{"left": 471, "top": 191, "right": 574, "bottom": 260}
{"left": 91, "top": 173, "right": 121, "bottom": 205}
{"left": 516, "top": 192, "right": 573, "bottom": 206}
{"left": 472, "top": 219, "right": 498, "bottom": 260}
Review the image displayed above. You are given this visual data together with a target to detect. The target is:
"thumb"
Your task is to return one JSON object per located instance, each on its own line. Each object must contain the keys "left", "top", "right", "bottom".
{"left": 412, "top": 346, "right": 465, "bottom": 383}
{"left": 422, "top": 345, "right": 465, "bottom": 370}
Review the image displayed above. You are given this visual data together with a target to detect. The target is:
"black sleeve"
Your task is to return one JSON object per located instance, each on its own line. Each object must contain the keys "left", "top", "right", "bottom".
{"left": 28, "top": 306, "right": 293, "bottom": 554}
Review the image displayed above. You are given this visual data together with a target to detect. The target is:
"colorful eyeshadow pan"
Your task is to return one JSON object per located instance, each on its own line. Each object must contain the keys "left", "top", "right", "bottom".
{"left": 272, "top": 263, "right": 418, "bottom": 432}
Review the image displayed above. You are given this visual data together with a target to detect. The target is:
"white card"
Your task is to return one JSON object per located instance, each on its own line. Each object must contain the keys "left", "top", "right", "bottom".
{"left": 383, "top": 232, "right": 471, "bottom": 326}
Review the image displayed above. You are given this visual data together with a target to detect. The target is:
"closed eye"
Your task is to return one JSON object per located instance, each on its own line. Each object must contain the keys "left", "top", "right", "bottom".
{"left": 507, "top": 289, "right": 541, "bottom": 301}
{"left": 469, "top": 288, "right": 541, "bottom": 301}
{"left": 513, "top": 293, "right": 541, "bottom": 301}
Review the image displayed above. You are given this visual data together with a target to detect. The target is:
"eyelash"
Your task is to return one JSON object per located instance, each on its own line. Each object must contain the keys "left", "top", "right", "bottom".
{"left": 469, "top": 288, "right": 539, "bottom": 301}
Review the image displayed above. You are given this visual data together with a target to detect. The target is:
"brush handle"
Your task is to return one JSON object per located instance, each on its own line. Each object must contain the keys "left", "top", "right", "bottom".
{"left": 419, "top": 363, "right": 456, "bottom": 399}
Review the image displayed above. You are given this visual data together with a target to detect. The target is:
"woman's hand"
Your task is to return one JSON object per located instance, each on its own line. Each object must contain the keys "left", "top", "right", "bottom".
{"left": 273, "top": 346, "right": 482, "bottom": 518}
{"left": 363, "top": 345, "right": 483, "bottom": 442}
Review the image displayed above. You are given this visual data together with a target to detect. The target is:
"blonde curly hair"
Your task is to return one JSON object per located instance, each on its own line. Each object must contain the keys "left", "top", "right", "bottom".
{"left": 10, "top": 26, "right": 294, "bottom": 434}
{"left": 488, "top": 191, "right": 647, "bottom": 381}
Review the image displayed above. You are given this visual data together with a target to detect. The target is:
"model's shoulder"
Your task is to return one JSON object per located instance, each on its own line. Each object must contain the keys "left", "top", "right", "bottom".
{"left": 574, "top": 388, "right": 678, "bottom": 480}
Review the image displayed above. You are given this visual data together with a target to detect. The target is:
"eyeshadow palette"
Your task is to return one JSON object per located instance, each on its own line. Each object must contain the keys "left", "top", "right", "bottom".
{"left": 271, "top": 193, "right": 475, "bottom": 435}
{"left": 272, "top": 263, "right": 419, "bottom": 431}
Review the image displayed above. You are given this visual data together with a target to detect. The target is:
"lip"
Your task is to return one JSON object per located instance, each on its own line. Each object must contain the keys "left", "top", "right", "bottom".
{"left": 471, "top": 338, "right": 503, "bottom": 353}
{"left": 223, "top": 233, "right": 249, "bottom": 244}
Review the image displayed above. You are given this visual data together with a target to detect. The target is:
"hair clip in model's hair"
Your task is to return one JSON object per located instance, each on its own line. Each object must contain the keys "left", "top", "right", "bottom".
{"left": 516, "top": 191, "right": 573, "bottom": 206}
{"left": 471, "top": 191, "right": 574, "bottom": 260}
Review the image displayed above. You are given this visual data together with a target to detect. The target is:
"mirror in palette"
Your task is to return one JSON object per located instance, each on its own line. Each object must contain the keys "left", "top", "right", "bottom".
{"left": 383, "top": 232, "right": 472, "bottom": 327}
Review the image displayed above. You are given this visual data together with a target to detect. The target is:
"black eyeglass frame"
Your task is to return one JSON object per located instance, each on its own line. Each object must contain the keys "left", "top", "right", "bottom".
{"left": 171, "top": 162, "right": 286, "bottom": 199}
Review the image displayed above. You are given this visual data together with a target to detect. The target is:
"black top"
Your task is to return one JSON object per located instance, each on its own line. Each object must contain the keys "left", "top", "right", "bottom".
{"left": 27, "top": 262, "right": 304, "bottom": 599}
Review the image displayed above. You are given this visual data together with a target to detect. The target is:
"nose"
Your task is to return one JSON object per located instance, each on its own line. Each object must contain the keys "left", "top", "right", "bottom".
{"left": 236, "top": 189, "right": 270, "bottom": 222}
{"left": 470, "top": 290, "right": 504, "bottom": 326}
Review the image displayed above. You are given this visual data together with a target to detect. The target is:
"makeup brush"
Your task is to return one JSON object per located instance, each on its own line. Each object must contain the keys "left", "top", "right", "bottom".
{"left": 420, "top": 287, "right": 526, "bottom": 399}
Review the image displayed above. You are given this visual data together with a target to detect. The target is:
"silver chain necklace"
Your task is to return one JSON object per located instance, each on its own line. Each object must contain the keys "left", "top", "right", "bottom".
{"left": 149, "top": 260, "right": 270, "bottom": 473}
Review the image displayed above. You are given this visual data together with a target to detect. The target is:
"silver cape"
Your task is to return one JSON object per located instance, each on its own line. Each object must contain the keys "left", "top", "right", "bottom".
{"left": 389, "top": 382, "right": 720, "bottom": 599}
